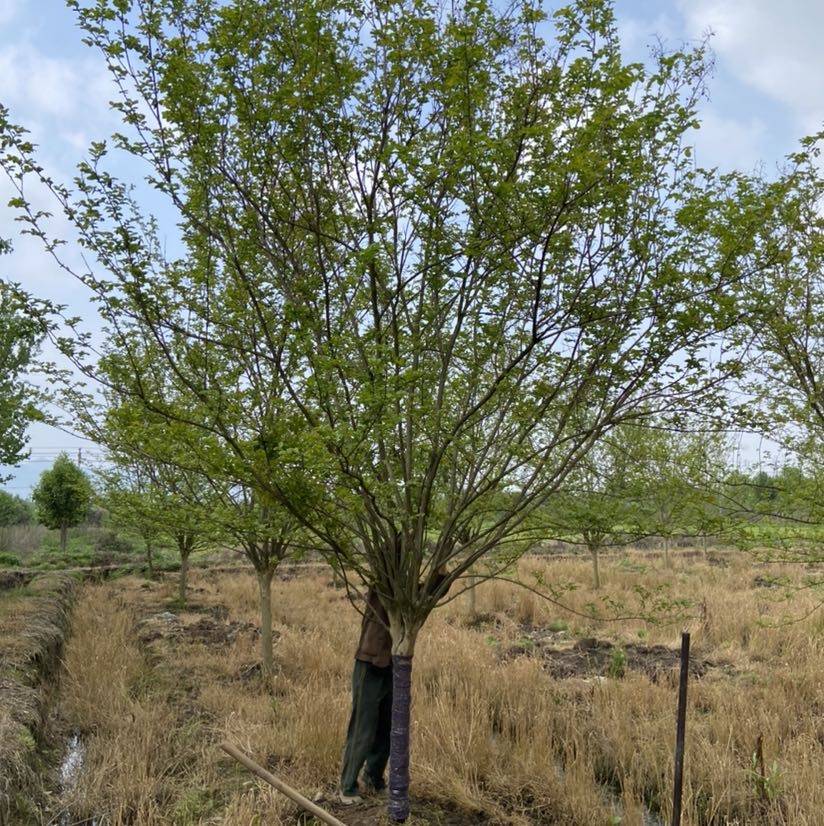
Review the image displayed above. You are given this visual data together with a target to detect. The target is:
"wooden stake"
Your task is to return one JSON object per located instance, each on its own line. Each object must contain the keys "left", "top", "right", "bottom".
{"left": 672, "top": 631, "right": 690, "bottom": 826}
{"left": 756, "top": 733, "right": 768, "bottom": 804}
{"left": 220, "top": 741, "right": 348, "bottom": 826}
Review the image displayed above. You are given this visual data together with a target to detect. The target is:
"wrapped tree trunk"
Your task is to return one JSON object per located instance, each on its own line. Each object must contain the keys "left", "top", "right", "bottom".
{"left": 387, "top": 621, "right": 418, "bottom": 823}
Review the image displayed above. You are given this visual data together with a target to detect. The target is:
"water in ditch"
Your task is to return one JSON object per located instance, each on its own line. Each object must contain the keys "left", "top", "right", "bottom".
{"left": 55, "top": 732, "right": 98, "bottom": 826}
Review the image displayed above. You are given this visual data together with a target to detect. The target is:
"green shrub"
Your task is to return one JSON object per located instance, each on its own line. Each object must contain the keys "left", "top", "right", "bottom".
{"left": 608, "top": 647, "right": 627, "bottom": 679}
{"left": 93, "top": 529, "right": 135, "bottom": 561}
{"left": 0, "top": 552, "right": 20, "bottom": 567}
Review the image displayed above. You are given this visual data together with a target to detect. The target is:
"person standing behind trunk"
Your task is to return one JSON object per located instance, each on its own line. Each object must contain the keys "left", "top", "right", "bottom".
{"left": 339, "top": 565, "right": 449, "bottom": 804}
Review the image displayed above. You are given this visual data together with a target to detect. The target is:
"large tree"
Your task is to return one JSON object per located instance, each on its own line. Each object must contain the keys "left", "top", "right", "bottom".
{"left": 742, "top": 134, "right": 824, "bottom": 453}
{"left": 717, "top": 135, "right": 824, "bottom": 563}
{"left": 0, "top": 1, "right": 750, "bottom": 818}
{"left": 0, "top": 242, "right": 42, "bottom": 477}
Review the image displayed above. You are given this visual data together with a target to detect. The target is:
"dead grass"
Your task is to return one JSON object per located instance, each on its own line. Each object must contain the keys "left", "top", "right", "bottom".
{"left": 48, "top": 550, "right": 824, "bottom": 825}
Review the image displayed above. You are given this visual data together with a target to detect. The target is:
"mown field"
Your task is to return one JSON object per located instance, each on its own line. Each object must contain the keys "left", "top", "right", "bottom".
{"left": 1, "top": 548, "right": 813, "bottom": 826}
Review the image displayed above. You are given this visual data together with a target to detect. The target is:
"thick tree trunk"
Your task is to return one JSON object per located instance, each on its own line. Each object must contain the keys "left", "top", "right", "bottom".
{"left": 387, "top": 623, "right": 417, "bottom": 823}
{"left": 179, "top": 552, "right": 189, "bottom": 605}
{"left": 590, "top": 546, "right": 601, "bottom": 589}
{"left": 60, "top": 522, "right": 68, "bottom": 553}
{"left": 389, "top": 653, "right": 413, "bottom": 822}
{"left": 257, "top": 568, "right": 275, "bottom": 677}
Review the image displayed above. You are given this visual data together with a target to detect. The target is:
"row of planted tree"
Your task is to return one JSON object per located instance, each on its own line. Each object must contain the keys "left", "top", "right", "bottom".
{"left": 4, "top": 1, "right": 824, "bottom": 820}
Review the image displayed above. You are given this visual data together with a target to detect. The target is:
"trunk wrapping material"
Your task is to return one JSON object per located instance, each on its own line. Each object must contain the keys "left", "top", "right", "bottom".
{"left": 388, "top": 654, "right": 413, "bottom": 822}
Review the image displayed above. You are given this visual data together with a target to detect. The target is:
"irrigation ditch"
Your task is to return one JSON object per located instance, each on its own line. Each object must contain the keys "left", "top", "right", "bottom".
{"left": 0, "top": 574, "right": 76, "bottom": 825}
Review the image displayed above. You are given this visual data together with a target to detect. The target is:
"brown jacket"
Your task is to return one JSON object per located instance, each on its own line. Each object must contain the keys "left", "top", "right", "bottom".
{"left": 355, "top": 572, "right": 449, "bottom": 668}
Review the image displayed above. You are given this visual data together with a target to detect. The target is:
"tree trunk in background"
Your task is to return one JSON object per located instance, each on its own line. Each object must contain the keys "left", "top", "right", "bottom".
{"left": 590, "top": 546, "right": 601, "bottom": 589}
{"left": 60, "top": 522, "right": 68, "bottom": 553}
{"left": 179, "top": 551, "right": 189, "bottom": 605}
{"left": 664, "top": 535, "right": 671, "bottom": 568}
{"left": 145, "top": 539, "right": 155, "bottom": 576}
{"left": 257, "top": 568, "right": 274, "bottom": 676}
{"left": 702, "top": 533, "right": 708, "bottom": 558}
{"left": 467, "top": 573, "right": 477, "bottom": 616}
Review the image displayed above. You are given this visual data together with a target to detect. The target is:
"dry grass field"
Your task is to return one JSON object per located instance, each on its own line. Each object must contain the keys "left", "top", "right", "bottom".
{"left": 43, "top": 550, "right": 824, "bottom": 825}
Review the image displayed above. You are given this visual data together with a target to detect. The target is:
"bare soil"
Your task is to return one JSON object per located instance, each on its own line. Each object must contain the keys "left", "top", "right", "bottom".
{"left": 317, "top": 794, "right": 488, "bottom": 825}
{"left": 503, "top": 633, "right": 734, "bottom": 682}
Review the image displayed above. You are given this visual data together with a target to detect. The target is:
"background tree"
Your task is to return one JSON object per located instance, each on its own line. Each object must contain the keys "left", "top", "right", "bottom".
{"left": 31, "top": 453, "right": 92, "bottom": 552}
{"left": 545, "top": 426, "right": 647, "bottom": 589}
{"left": 0, "top": 490, "right": 33, "bottom": 527}
{"left": 630, "top": 427, "right": 727, "bottom": 566}
{"left": 682, "top": 432, "right": 733, "bottom": 555}
{"left": 0, "top": 490, "right": 34, "bottom": 555}
{"left": 742, "top": 135, "right": 824, "bottom": 449}
{"left": 725, "top": 131, "right": 824, "bottom": 562}
{"left": 98, "top": 415, "right": 212, "bottom": 605}
{"left": 207, "top": 484, "right": 304, "bottom": 675}
{"left": 98, "top": 461, "right": 165, "bottom": 575}
{"left": 0, "top": 0, "right": 751, "bottom": 819}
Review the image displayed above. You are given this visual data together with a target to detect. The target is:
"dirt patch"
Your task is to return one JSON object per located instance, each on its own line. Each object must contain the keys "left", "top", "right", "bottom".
{"left": 316, "top": 794, "right": 487, "bottom": 825}
{"left": 0, "top": 568, "right": 30, "bottom": 591}
{"left": 504, "top": 634, "right": 730, "bottom": 682}
{"left": 752, "top": 575, "right": 783, "bottom": 589}
{"left": 707, "top": 554, "right": 730, "bottom": 568}
{"left": 137, "top": 608, "right": 256, "bottom": 646}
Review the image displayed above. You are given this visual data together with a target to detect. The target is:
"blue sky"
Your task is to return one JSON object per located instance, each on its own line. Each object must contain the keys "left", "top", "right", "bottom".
{"left": 2, "top": 0, "right": 822, "bottom": 494}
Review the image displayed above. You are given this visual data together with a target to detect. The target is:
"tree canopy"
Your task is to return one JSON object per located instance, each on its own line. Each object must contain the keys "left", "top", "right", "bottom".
{"left": 0, "top": 241, "right": 43, "bottom": 477}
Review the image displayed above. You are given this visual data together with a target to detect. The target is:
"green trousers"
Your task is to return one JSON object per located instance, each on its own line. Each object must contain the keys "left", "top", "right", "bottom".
{"left": 340, "top": 659, "right": 392, "bottom": 796}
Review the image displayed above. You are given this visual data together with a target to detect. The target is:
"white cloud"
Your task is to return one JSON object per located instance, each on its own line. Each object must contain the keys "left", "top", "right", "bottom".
{"left": 0, "top": 0, "right": 20, "bottom": 25}
{"left": 690, "top": 110, "right": 768, "bottom": 172}
{"left": 617, "top": 11, "right": 680, "bottom": 61}
{"left": 678, "top": 0, "right": 824, "bottom": 132}
{"left": 0, "top": 43, "right": 112, "bottom": 127}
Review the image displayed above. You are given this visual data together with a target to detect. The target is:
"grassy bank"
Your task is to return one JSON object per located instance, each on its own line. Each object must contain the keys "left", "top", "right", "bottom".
{"left": 0, "top": 574, "right": 76, "bottom": 824}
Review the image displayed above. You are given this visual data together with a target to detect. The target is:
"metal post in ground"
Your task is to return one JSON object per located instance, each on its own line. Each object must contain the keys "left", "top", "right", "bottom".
{"left": 672, "top": 631, "right": 690, "bottom": 826}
